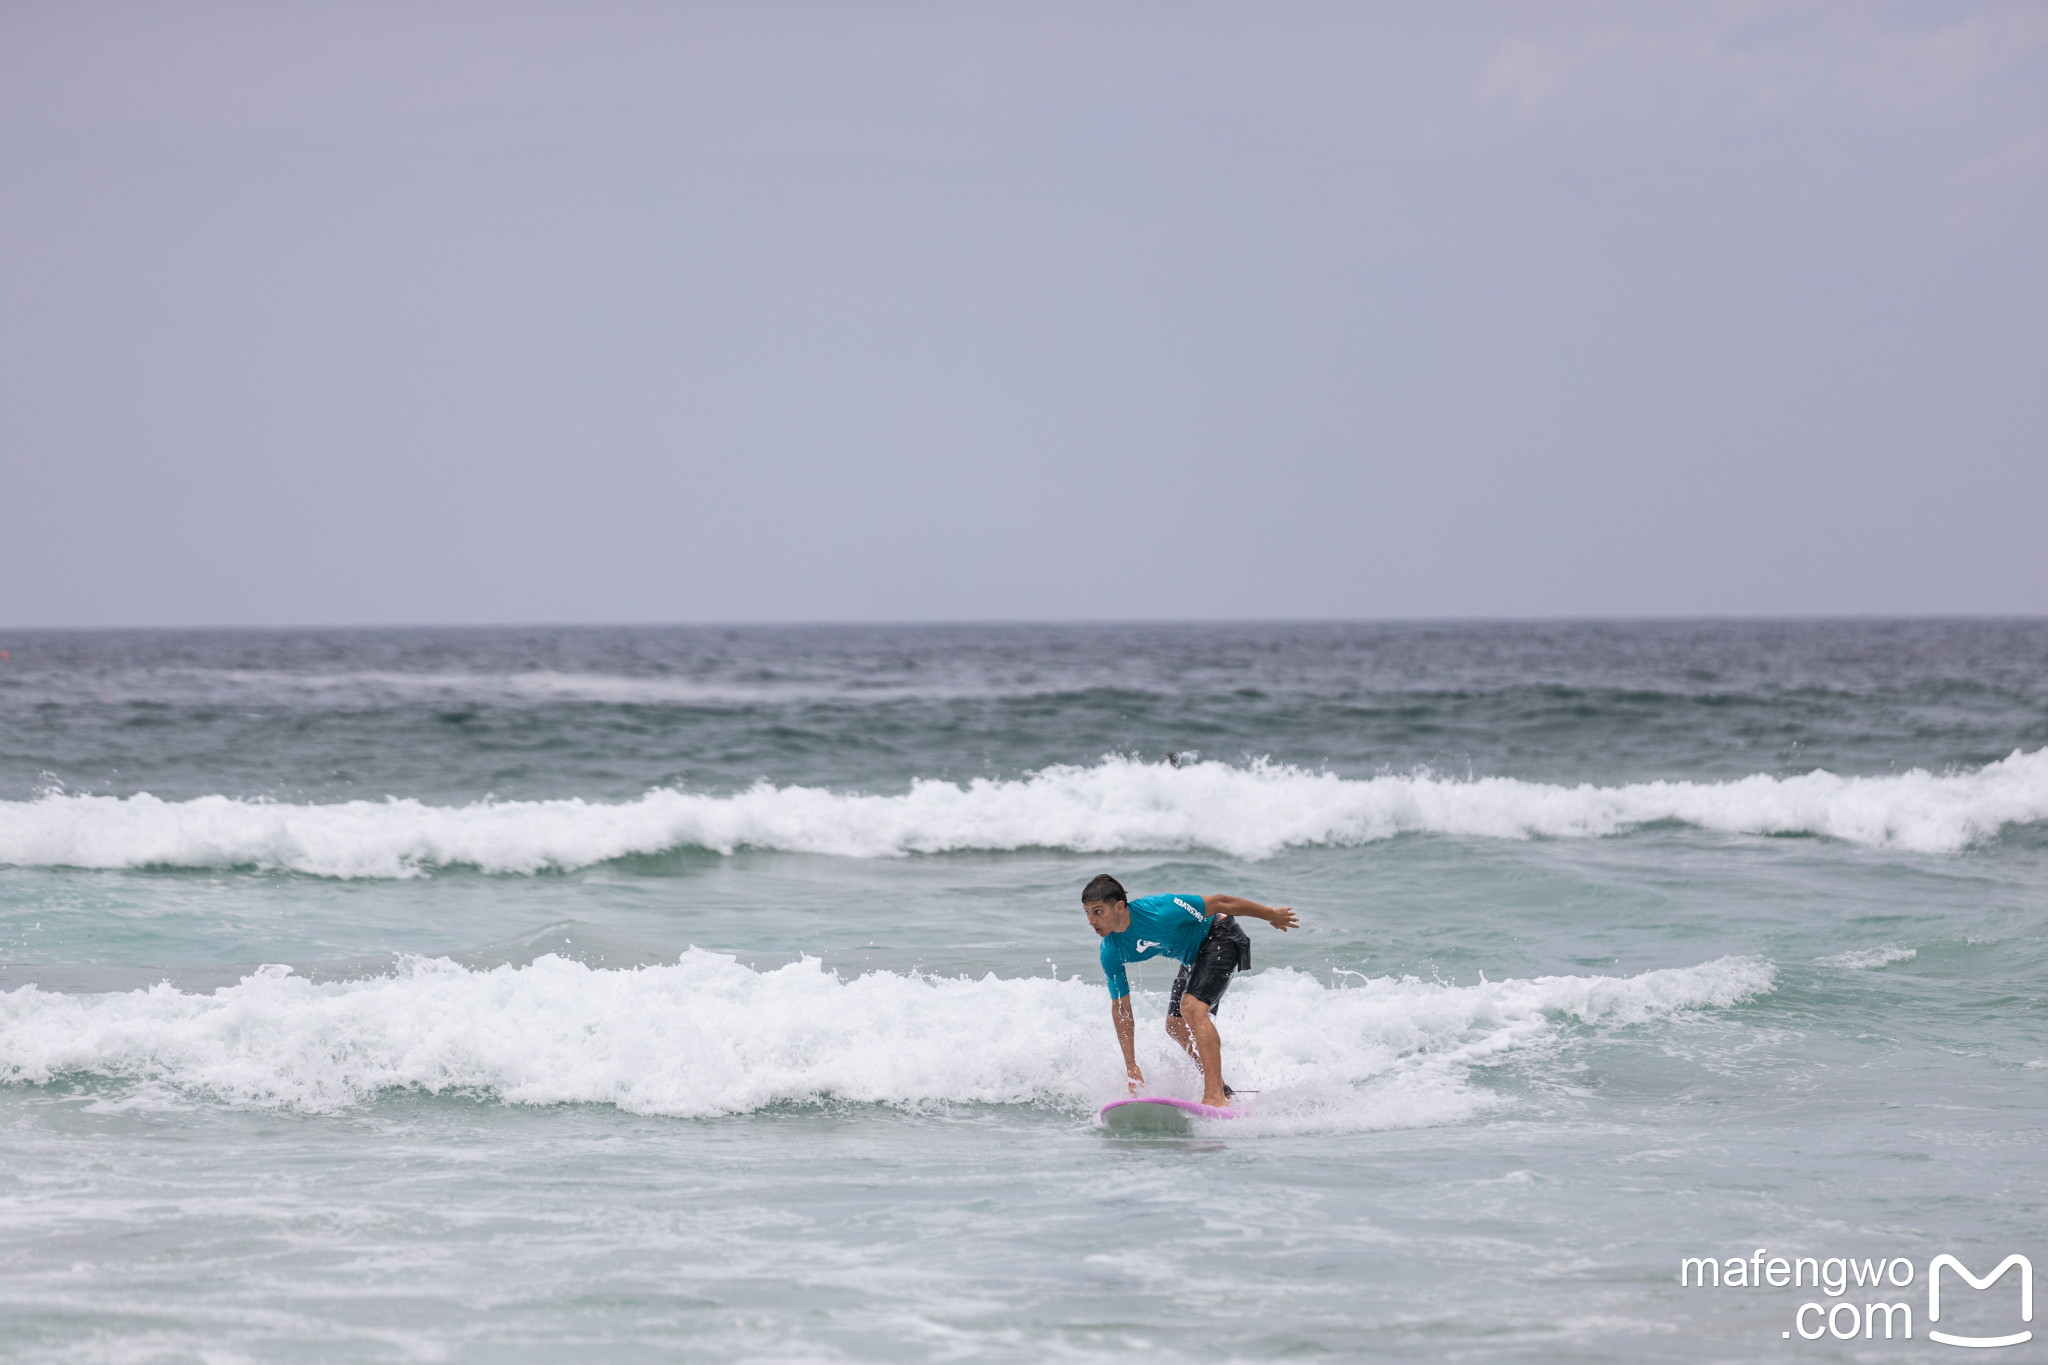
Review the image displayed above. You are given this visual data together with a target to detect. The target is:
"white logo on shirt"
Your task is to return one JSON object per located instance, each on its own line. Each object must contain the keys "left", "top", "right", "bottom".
{"left": 1135, "top": 939, "right": 1161, "bottom": 953}
{"left": 1175, "top": 898, "right": 1201, "bottom": 918}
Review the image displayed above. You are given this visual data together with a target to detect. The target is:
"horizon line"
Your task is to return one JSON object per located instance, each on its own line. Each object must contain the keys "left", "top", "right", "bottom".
{"left": 4, "top": 612, "right": 2045, "bottom": 635}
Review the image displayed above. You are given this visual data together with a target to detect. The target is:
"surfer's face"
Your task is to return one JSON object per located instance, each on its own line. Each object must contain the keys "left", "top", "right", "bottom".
{"left": 1082, "top": 899, "right": 1129, "bottom": 937}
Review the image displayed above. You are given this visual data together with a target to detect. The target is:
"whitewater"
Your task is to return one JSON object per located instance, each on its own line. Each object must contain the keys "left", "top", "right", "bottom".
{"left": 0, "top": 949, "right": 1773, "bottom": 1122}
{"left": 3, "top": 620, "right": 2044, "bottom": 1363}
{"left": 5, "top": 747, "right": 2043, "bottom": 877}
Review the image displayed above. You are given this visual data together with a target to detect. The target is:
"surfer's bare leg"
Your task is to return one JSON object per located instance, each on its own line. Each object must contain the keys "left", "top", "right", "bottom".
{"left": 1165, "top": 1013, "right": 1198, "bottom": 1062}
{"left": 1177, "top": 997, "right": 1228, "bottom": 1107}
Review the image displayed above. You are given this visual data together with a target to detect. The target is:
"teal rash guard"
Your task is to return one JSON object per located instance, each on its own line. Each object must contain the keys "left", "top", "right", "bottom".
{"left": 1099, "top": 894, "right": 1210, "bottom": 1000}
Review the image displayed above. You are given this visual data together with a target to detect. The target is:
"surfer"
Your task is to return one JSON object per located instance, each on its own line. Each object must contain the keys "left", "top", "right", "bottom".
{"left": 1081, "top": 873, "right": 1298, "bottom": 1108}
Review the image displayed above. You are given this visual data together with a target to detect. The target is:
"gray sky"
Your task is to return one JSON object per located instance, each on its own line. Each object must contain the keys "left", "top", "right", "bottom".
{"left": 3, "top": 1, "right": 2044, "bottom": 627}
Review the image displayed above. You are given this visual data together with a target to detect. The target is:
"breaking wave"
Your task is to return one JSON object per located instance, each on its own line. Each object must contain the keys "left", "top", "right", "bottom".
{"left": 0, "top": 951, "right": 1775, "bottom": 1127}
{"left": 1, "top": 750, "right": 2042, "bottom": 876}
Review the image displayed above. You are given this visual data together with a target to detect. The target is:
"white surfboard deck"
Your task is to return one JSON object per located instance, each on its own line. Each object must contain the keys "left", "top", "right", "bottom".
{"left": 1099, "top": 1097, "right": 1239, "bottom": 1133}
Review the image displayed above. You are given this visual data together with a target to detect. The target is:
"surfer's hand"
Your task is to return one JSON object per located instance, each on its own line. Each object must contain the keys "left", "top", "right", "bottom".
{"left": 1127, "top": 1066, "right": 1144, "bottom": 1095}
{"left": 1268, "top": 906, "right": 1298, "bottom": 932}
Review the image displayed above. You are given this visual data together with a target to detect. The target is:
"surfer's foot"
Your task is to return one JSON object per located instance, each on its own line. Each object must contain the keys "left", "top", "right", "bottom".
{"left": 1222, "top": 1084, "right": 1234, "bottom": 1099}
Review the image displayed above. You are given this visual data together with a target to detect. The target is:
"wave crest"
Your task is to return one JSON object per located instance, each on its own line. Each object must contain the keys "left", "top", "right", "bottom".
{"left": 0, "top": 952, "right": 1774, "bottom": 1125}
{"left": 2, "top": 750, "right": 2042, "bottom": 876}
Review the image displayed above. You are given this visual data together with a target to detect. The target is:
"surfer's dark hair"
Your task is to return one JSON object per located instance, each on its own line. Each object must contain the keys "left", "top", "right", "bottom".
{"left": 1081, "top": 874, "right": 1127, "bottom": 905}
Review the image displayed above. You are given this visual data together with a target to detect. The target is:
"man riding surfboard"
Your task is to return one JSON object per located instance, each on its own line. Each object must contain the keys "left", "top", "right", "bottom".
{"left": 1081, "top": 873, "right": 1298, "bottom": 1108}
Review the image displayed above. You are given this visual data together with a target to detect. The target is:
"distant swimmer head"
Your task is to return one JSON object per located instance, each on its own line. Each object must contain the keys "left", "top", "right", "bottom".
{"left": 1081, "top": 873, "right": 1129, "bottom": 937}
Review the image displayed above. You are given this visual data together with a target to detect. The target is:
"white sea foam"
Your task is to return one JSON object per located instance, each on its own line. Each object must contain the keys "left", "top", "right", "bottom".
{"left": 174, "top": 668, "right": 834, "bottom": 705}
{"left": 1814, "top": 945, "right": 1917, "bottom": 970}
{"left": 2, "top": 751, "right": 2043, "bottom": 876}
{"left": 132, "top": 667, "right": 1033, "bottom": 706}
{"left": 0, "top": 954, "right": 1774, "bottom": 1126}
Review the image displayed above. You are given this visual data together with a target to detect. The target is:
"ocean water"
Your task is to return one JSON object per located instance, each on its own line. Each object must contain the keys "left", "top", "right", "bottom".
{"left": 1, "top": 620, "right": 2044, "bottom": 1362}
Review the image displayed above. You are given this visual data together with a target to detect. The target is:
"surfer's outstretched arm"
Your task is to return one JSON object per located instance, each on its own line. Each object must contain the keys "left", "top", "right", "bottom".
{"left": 1203, "top": 895, "right": 1298, "bottom": 932}
{"left": 1111, "top": 996, "right": 1144, "bottom": 1094}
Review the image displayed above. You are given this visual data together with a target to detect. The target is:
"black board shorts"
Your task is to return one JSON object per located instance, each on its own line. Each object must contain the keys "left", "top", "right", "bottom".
{"left": 1167, "top": 915, "right": 1252, "bottom": 1018}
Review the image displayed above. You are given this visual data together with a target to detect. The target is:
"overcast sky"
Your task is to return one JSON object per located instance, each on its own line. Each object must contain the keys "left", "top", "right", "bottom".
{"left": 3, "top": 1, "right": 2044, "bottom": 627}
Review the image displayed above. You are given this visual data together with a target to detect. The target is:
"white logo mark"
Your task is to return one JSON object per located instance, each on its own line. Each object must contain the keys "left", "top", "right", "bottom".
{"left": 1929, "top": 1253, "right": 2032, "bottom": 1349}
{"left": 1134, "top": 940, "right": 1161, "bottom": 953}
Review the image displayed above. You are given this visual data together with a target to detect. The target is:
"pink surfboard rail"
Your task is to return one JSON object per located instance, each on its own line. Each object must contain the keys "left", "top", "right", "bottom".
{"left": 1099, "top": 1096, "right": 1239, "bottom": 1127}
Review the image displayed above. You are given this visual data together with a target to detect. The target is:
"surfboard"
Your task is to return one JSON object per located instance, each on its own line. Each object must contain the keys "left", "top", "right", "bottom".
{"left": 1099, "top": 1097, "right": 1238, "bottom": 1133}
